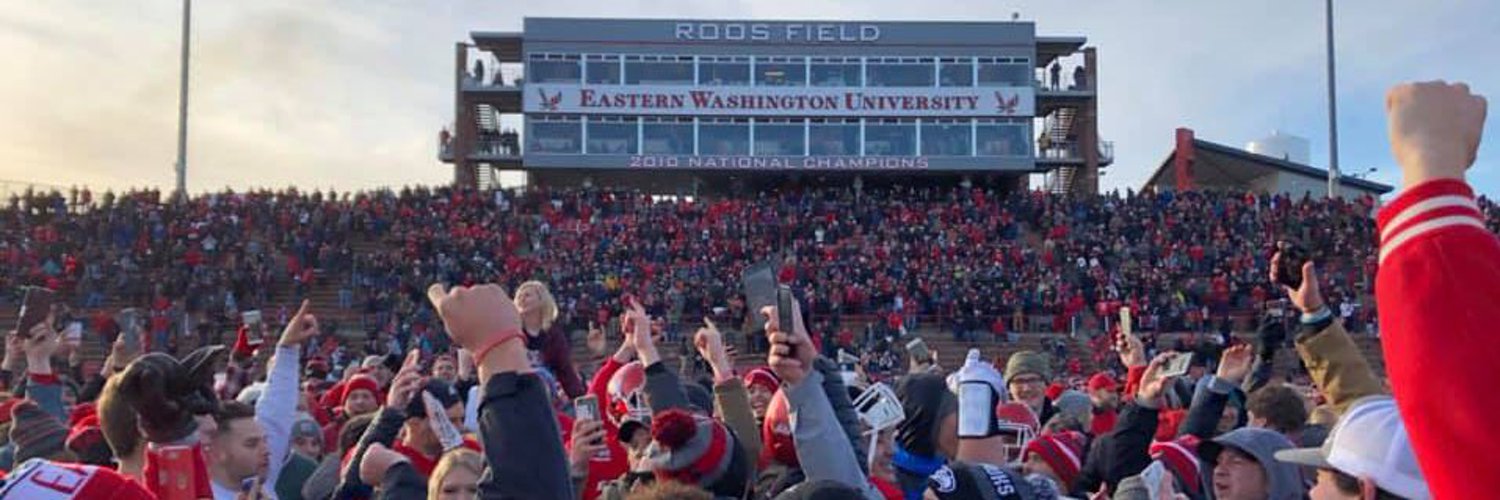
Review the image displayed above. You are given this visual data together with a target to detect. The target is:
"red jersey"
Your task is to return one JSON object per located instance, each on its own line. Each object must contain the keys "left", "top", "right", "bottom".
{"left": 1374, "top": 179, "right": 1500, "bottom": 499}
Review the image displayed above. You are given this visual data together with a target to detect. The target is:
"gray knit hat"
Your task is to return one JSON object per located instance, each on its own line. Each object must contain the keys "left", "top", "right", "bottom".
{"left": 1004, "top": 350, "right": 1051, "bottom": 384}
{"left": 647, "top": 409, "right": 736, "bottom": 488}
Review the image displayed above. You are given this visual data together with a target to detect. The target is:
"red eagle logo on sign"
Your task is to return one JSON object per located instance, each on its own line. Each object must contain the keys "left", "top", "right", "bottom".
{"left": 994, "top": 91, "right": 1020, "bottom": 115}
{"left": 536, "top": 89, "right": 562, "bottom": 111}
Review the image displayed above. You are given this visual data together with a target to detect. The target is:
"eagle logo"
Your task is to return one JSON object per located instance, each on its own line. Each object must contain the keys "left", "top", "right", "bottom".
{"left": 994, "top": 91, "right": 1020, "bottom": 115}
{"left": 536, "top": 88, "right": 562, "bottom": 111}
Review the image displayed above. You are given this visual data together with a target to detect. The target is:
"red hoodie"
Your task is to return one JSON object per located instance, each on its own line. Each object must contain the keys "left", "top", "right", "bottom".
{"left": 1374, "top": 179, "right": 1500, "bottom": 499}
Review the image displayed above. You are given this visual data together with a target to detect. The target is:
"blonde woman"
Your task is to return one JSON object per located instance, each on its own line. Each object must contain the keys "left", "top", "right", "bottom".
{"left": 514, "top": 281, "right": 585, "bottom": 397}
{"left": 429, "top": 449, "right": 484, "bottom": 500}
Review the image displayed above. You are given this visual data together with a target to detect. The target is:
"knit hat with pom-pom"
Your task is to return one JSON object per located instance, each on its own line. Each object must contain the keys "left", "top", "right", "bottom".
{"left": 647, "top": 408, "right": 739, "bottom": 491}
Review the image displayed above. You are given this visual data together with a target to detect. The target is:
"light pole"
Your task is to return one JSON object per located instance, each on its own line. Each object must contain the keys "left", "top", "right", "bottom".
{"left": 1325, "top": 0, "right": 1339, "bottom": 198}
{"left": 174, "top": 0, "right": 192, "bottom": 200}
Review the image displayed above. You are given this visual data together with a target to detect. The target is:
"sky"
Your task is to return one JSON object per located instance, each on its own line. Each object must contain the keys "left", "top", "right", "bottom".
{"left": 2, "top": 0, "right": 1496, "bottom": 197}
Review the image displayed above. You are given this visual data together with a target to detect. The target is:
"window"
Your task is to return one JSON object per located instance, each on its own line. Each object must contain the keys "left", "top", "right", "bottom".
{"left": 976, "top": 119, "right": 1030, "bottom": 156}
{"left": 864, "top": 119, "right": 916, "bottom": 156}
{"left": 642, "top": 117, "right": 693, "bottom": 155}
{"left": 528, "top": 116, "right": 582, "bottom": 154}
{"left": 922, "top": 120, "right": 972, "bottom": 156}
{"left": 585, "top": 55, "right": 621, "bottom": 85}
{"left": 698, "top": 56, "right": 750, "bottom": 86}
{"left": 977, "top": 57, "right": 1031, "bottom": 87}
{"left": 753, "top": 119, "right": 805, "bottom": 155}
{"left": 755, "top": 57, "right": 806, "bottom": 86}
{"left": 866, "top": 57, "right": 934, "bottom": 87}
{"left": 586, "top": 117, "right": 638, "bottom": 155}
{"left": 809, "top": 118, "right": 860, "bottom": 155}
{"left": 939, "top": 58, "right": 974, "bottom": 87}
{"left": 528, "top": 54, "right": 581, "bottom": 84}
{"left": 810, "top": 57, "right": 861, "bottom": 87}
{"left": 625, "top": 55, "right": 694, "bottom": 85}
{"left": 699, "top": 118, "right": 750, "bottom": 155}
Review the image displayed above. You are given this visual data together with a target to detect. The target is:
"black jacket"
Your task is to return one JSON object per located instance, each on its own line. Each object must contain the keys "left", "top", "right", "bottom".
{"left": 1074, "top": 402, "right": 1158, "bottom": 495}
{"left": 1179, "top": 377, "right": 1246, "bottom": 440}
{"left": 476, "top": 372, "right": 574, "bottom": 499}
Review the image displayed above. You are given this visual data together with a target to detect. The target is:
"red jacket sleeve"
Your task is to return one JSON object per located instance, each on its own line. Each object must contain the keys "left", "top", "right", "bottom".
{"left": 591, "top": 358, "right": 624, "bottom": 437}
{"left": 1375, "top": 179, "right": 1500, "bottom": 499}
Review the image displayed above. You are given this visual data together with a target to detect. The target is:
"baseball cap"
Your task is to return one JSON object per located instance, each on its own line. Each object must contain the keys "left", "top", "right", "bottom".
{"left": 1274, "top": 396, "right": 1429, "bottom": 500}
{"left": 291, "top": 416, "right": 322, "bottom": 440}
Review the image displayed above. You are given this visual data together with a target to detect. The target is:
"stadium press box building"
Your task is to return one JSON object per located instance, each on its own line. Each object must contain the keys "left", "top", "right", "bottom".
{"left": 441, "top": 18, "right": 1111, "bottom": 194}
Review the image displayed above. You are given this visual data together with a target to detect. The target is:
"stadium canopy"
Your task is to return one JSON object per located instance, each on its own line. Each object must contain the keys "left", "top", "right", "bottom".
{"left": 1145, "top": 128, "right": 1392, "bottom": 198}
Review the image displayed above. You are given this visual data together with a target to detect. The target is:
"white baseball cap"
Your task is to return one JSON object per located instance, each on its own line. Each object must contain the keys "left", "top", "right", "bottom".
{"left": 1274, "top": 396, "right": 1429, "bottom": 500}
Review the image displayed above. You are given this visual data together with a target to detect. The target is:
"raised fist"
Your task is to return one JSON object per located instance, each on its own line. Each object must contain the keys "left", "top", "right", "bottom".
{"left": 1386, "top": 81, "right": 1487, "bottom": 187}
{"left": 427, "top": 283, "right": 521, "bottom": 351}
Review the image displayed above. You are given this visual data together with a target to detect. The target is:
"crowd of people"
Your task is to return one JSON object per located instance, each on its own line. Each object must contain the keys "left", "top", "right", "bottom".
{"left": 10, "top": 153, "right": 1488, "bottom": 363}
{"left": 0, "top": 81, "right": 1491, "bottom": 500}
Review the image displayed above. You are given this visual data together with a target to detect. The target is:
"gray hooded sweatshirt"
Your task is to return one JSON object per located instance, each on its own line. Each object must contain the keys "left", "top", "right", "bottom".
{"left": 1198, "top": 427, "right": 1305, "bottom": 500}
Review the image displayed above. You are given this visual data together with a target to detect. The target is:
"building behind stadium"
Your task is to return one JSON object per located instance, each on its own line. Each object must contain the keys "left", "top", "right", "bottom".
{"left": 440, "top": 17, "right": 1111, "bottom": 195}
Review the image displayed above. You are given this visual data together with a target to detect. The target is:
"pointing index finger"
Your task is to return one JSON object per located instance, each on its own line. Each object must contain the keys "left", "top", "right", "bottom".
{"left": 426, "top": 283, "right": 448, "bottom": 308}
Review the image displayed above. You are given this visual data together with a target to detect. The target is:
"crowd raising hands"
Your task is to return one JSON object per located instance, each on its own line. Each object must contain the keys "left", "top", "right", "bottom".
{"left": 0, "top": 81, "right": 1490, "bottom": 500}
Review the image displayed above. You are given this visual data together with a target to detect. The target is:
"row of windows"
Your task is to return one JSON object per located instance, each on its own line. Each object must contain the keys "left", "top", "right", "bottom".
{"left": 527, "top": 116, "right": 1031, "bottom": 157}
{"left": 527, "top": 54, "right": 1032, "bottom": 88}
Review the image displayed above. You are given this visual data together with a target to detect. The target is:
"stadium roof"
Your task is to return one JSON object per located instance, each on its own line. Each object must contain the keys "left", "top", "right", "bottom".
{"left": 1146, "top": 134, "right": 1393, "bottom": 195}
{"left": 1036, "top": 36, "right": 1087, "bottom": 66}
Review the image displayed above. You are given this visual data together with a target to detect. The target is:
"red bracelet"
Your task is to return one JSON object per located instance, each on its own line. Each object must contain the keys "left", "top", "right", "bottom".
{"left": 472, "top": 329, "right": 524, "bottom": 365}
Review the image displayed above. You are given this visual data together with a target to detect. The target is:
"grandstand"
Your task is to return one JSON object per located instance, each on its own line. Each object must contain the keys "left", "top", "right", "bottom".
{"left": 1, "top": 185, "right": 1420, "bottom": 379}
{"left": 440, "top": 17, "right": 1112, "bottom": 196}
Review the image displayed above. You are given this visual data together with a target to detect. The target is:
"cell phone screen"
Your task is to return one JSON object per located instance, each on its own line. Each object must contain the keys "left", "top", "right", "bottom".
{"left": 574, "top": 396, "right": 599, "bottom": 421}
{"left": 957, "top": 383, "right": 995, "bottom": 438}
{"left": 242, "top": 310, "right": 264, "bottom": 342}
{"left": 1160, "top": 352, "right": 1193, "bottom": 378}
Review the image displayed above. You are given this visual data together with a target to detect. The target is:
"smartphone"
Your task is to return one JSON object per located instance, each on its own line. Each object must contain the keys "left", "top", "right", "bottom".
{"left": 63, "top": 322, "right": 83, "bottom": 345}
{"left": 1119, "top": 307, "right": 1133, "bottom": 338}
{"left": 957, "top": 382, "right": 996, "bottom": 438}
{"left": 573, "top": 395, "right": 607, "bottom": 455}
{"left": 115, "top": 308, "right": 141, "bottom": 353}
{"left": 775, "top": 287, "right": 796, "bottom": 334}
{"left": 905, "top": 338, "right": 930, "bottom": 364}
{"left": 742, "top": 261, "right": 778, "bottom": 330}
{"left": 242, "top": 310, "right": 264, "bottom": 343}
{"left": 574, "top": 395, "right": 600, "bottom": 421}
{"left": 852, "top": 382, "right": 905, "bottom": 432}
{"left": 1274, "top": 240, "right": 1309, "bottom": 290}
{"left": 16, "top": 287, "right": 56, "bottom": 339}
{"left": 1160, "top": 352, "right": 1193, "bottom": 379}
{"left": 153, "top": 444, "right": 202, "bottom": 500}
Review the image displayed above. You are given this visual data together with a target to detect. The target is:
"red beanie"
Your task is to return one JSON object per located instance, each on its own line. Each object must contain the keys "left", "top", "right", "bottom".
{"left": 1155, "top": 409, "right": 1187, "bottom": 442}
{"left": 1087, "top": 373, "right": 1118, "bottom": 392}
{"left": 1150, "top": 435, "right": 1203, "bottom": 496}
{"left": 1045, "top": 382, "right": 1066, "bottom": 401}
{"left": 1023, "top": 431, "right": 1086, "bottom": 488}
{"left": 66, "top": 414, "right": 103, "bottom": 452}
{"left": 341, "top": 375, "right": 380, "bottom": 407}
{"left": 742, "top": 367, "right": 780, "bottom": 394}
